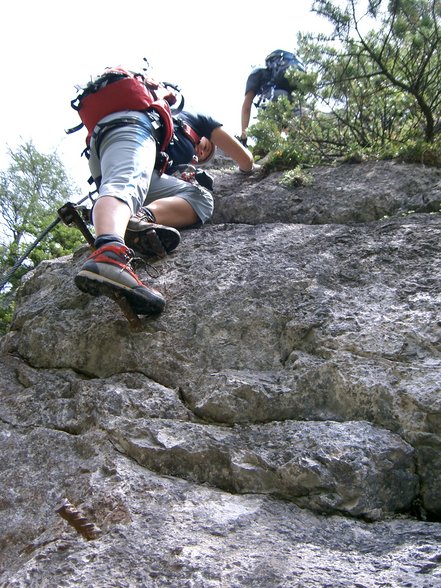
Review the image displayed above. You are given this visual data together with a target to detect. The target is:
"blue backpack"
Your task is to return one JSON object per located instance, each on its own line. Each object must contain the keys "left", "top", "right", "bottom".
{"left": 265, "top": 50, "right": 305, "bottom": 87}
{"left": 255, "top": 50, "right": 305, "bottom": 107}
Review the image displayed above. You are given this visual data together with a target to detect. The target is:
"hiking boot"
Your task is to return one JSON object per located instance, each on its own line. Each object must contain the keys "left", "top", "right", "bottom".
{"left": 124, "top": 206, "right": 181, "bottom": 258}
{"left": 75, "top": 244, "right": 165, "bottom": 315}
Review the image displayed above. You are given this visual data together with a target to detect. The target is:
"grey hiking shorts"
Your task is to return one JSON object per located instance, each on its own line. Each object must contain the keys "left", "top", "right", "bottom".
{"left": 88, "top": 111, "right": 214, "bottom": 224}
{"left": 146, "top": 171, "right": 214, "bottom": 225}
{"left": 88, "top": 111, "right": 158, "bottom": 215}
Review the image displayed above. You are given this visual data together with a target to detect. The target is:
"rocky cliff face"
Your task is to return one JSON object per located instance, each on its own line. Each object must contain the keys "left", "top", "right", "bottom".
{"left": 1, "top": 160, "right": 441, "bottom": 587}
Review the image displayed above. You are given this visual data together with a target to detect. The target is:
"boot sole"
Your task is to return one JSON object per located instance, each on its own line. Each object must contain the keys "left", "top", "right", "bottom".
{"left": 75, "top": 271, "right": 165, "bottom": 315}
{"left": 125, "top": 226, "right": 181, "bottom": 258}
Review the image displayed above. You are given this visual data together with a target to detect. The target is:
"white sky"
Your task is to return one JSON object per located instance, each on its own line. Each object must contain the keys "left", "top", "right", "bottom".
{"left": 0, "top": 0, "right": 333, "bottom": 194}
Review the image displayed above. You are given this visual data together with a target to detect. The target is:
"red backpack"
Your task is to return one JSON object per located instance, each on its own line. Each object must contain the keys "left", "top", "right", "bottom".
{"left": 69, "top": 67, "right": 181, "bottom": 151}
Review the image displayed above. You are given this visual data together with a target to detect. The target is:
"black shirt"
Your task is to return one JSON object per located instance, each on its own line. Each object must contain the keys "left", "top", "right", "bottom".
{"left": 167, "top": 111, "right": 222, "bottom": 173}
{"left": 245, "top": 66, "right": 295, "bottom": 96}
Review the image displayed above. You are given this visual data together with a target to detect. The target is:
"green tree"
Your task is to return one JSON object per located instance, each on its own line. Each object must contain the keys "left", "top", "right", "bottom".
{"left": 311, "top": 0, "right": 441, "bottom": 142}
{"left": 0, "top": 141, "right": 85, "bottom": 333}
{"left": 249, "top": 0, "right": 441, "bottom": 166}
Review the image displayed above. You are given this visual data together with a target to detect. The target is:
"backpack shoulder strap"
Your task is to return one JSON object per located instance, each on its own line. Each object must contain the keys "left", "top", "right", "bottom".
{"left": 174, "top": 117, "right": 201, "bottom": 146}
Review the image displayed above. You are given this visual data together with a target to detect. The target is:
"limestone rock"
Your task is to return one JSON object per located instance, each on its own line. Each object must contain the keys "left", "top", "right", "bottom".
{"left": 1, "top": 160, "right": 441, "bottom": 586}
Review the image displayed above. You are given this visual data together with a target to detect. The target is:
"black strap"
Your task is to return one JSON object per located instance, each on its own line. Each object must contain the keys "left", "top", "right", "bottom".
{"left": 91, "top": 114, "right": 163, "bottom": 158}
{"left": 65, "top": 121, "right": 84, "bottom": 135}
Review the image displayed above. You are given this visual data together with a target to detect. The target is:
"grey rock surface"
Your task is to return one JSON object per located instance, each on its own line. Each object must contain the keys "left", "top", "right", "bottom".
{"left": 1, "top": 160, "right": 441, "bottom": 586}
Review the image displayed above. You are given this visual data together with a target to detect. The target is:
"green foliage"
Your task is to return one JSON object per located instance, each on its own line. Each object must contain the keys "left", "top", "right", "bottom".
{"left": 0, "top": 292, "right": 15, "bottom": 334}
{"left": 249, "top": 0, "right": 441, "bottom": 168}
{"left": 258, "top": 143, "right": 304, "bottom": 173}
{"left": 395, "top": 139, "right": 441, "bottom": 167}
{"left": 0, "top": 141, "right": 83, "bottom": 335}
{"left": 250, "top": 98, "right": 296, "bottom": 158}
{"left": 279, "top": 167, "right": 314, "bottom": 188}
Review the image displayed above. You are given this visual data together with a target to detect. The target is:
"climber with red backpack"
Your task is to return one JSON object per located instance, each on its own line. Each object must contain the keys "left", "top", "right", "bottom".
{"left": 69, "top": 64, "right": 254, "bottom": 320}
{"left": 70, "top": 65, "right": 188, "bottom": 317}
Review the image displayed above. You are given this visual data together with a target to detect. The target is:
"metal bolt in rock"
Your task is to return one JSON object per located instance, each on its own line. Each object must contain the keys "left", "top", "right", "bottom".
{"left": 56, "top": 498, "right": 102, "bottom": 541}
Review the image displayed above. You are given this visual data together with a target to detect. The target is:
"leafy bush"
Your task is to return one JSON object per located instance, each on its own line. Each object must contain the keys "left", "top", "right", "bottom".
{"left": 248, "top": 0, "right": 441, "bottom": 169}
{"left": 395, "top": 140, "right": 441, "bottom": 167}
{"left": 279, "top": 167, "right": 314, "bottom": 188}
